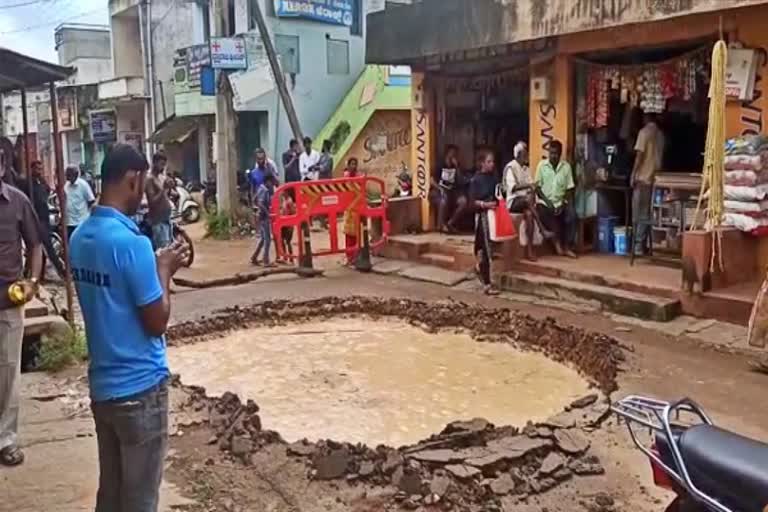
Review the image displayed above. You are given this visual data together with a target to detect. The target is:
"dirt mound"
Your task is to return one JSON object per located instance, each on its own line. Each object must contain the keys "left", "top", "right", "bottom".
{"left": 174, "top": 380, "right": 611, "bottom": 511}
{"left": 168, "top": 296, "right": 623, "bottom": 394}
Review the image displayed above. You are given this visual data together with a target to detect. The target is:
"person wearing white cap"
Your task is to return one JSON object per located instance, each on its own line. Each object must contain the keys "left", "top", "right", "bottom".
{"left": 503, "top": 142, "right": 545, "bottom": 261}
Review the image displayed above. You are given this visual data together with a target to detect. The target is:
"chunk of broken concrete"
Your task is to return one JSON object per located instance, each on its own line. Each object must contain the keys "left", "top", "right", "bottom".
{"left": 489, "top": 473, "right": 516, "bottom": 496}
{"left": 554, "top": 429, "right": 590, "bottom": 455}
{"left": 429, "top": 474, "right": 452, "bottom": 496}
{"left": 392, "top": 466, "right": 424, "bottom": 495}
{"left": 358, "top": 461, "right": 376, "bottom": 477}
{"left": 287, "top": 441, "right": 317, "bottom": 457}
{"left": 466, "top": 436, "right": 551, "bottom": 468}
{"left": 230, "top": 436, "right": 253, "bottom": 457}
{"left": 538, "top": 452, "right": 566, "bottom": 476}
{"left": 568, "top": 394, "right": 598, "bottom": 410}
{"left": 313, "top": 448, "right": 350, "bottom": 480}
{"left": 445, "top": 464, "right": 481, "bottom": 480}
{"left": 408, "top": 449, "right": 461, "bottom": 464}
{"left": 382, "top": 451, "right": 404, "bottom": 474}
{"left": 443, "top": 417, "right": 492, "bottom": 434}
{"left": 569, "top": 455, "right": 605, "bottom": 476}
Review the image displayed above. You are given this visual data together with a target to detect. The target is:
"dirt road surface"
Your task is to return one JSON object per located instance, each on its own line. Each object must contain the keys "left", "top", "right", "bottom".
{"left": 4, "top": 232, "right": 768, "bottom": 511}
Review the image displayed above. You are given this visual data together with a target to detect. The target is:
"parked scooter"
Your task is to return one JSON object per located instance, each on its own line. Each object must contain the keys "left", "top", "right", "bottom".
{"left": 612, "top": 395, "right": 768, "bottom": 512}
{"left": 170, "top": 177, "right": 201, "bottom": 223}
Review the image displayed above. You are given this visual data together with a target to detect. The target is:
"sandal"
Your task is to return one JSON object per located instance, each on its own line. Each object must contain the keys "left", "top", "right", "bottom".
{"left": 0, "top": 445, "right": 24, "bottom": 466}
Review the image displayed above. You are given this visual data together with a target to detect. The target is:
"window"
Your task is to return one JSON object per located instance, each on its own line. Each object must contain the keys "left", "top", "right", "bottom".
{"left": 350, "top": 0, "right": 363, "bottom": 36}
{"left": 275, "top": 34, "right": 300, "bottom": 74}
{"left": 326, "top": 38, "right": 350, "bottom": 75}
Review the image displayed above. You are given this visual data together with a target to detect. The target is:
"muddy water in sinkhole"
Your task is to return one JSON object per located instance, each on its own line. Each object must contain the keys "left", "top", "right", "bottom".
{"left": 169, "top": 318, "right": 591, "bottom": 447}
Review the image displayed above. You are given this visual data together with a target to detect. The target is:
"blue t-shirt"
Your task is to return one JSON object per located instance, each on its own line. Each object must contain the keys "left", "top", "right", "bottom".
{"left": 70, "top": 206, "right": 169, "bottom": 401}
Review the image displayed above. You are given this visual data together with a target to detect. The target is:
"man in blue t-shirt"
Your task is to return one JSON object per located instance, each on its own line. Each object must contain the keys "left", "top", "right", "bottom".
{"left": 248, "top": 148, "right": 277, "bottom": 204}
{"left": 70, "top": 144, "right": 189, "bottom": 512}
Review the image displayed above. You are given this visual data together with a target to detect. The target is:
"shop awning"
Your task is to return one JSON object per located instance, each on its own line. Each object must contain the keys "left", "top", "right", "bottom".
{"left": 0, "top": 47, "right": 74, "bottom": 93}
{"left": 366, "top": 0, "right": 768, "bottom": 66}
{"left": 149, "top": 114, "right": 211, "bottom": 144}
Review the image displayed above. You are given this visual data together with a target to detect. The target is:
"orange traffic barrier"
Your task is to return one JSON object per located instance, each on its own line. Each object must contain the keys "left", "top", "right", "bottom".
{"left": 270, "top": 176, "right": 389, "bottom": 267}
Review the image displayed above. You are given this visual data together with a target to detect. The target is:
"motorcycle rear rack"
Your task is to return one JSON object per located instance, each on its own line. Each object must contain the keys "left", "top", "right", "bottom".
{"left": 612, "top": 395, "right": 732, "bottom": 512}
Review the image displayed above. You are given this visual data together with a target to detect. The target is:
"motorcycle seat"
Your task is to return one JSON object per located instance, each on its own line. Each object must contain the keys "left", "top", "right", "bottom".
{"left": 679, "top": 424, "right": 768, "bottom": 512}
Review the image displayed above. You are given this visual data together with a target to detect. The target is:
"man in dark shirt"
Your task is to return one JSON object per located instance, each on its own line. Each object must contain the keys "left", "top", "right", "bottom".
{"left": 0, "top": 162, "right": 42, "bottom": 467}
{"left": 469, "top": 150, "right": 500, "bottom": 295}
{"left": 21, "top": 161, "right": 65, "bottom": 279}
{"left": 432, "top": 145, "right": 471, "bottom": 232}
{"left": 282, "top": 139, "right": 301, "bottom": 183}
{"left": 145, "top": 153, "right": 173, "bottom": 249}
{"left": 317, "top": 140, "right": 334, "bottom": 180}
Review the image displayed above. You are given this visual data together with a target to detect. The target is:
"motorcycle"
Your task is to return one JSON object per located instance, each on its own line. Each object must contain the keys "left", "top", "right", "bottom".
{"left": 612, "top": 395, "right": 768, "bottom": 512}
{"left": 170, "top": 177, "right": 201, "bottom": 224}
{"left": 134, "top": 206, "right": 195, "bottom": 267}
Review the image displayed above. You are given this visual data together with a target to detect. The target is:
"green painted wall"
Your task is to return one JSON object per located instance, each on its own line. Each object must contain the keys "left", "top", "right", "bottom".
{"left": 314, "top": 65, "right": 411, "bottom": 170}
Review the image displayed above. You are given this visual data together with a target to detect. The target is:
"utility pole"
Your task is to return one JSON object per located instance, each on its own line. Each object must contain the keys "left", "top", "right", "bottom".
{"left": 212, "top": 0, "right": 237, "bottom": 213}
{"left": 250, "top": 0, "right": 303, "bottom": 144}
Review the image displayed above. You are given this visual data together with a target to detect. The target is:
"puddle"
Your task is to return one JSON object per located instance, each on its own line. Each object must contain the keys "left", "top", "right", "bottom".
{"left": 169, "top": 318, "right": 591, "bottom": 447}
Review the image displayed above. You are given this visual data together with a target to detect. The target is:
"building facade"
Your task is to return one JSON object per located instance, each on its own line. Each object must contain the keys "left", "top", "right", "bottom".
{"left": 89, "top": 0, "right": 208, "bottom": 173}
{"left": 367, "top": 0, "right": 768, "bottom": 320}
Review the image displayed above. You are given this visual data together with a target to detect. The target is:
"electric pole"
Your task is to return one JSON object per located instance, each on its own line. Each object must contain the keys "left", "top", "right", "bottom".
{"left": 212, "top": 0, "right": 237, "bottom": 213}
{"left": 250, "top": 0, "right": 303, "bottom": 144}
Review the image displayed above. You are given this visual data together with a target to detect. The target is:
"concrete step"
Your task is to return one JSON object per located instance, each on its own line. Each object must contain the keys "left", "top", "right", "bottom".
{"left": 498, "top": 272, "right": 681, "bottom": 322}
{"left": 23, "top": 314, "right": 71, "bottom": 338}
{"left": 419, "top": 252, "right": 456, "bottom": 268}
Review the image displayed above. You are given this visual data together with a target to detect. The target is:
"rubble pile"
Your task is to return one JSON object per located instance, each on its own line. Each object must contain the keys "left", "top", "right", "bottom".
{"left": 168, "top": 296, "right": 624, "bottom": 393}
{"left": 169, "top": 297, "right": 623, "bottom": 509}
{"left": 176, "top": 379, "right": 611, "bottom": 510}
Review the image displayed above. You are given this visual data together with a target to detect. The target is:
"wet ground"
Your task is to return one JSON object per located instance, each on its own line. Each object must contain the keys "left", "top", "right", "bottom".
{"left": 170, "top": 318, "right": 590, "bottom": 447}
{"left": 8, "top": 229, "right": 768, "bottom": 512}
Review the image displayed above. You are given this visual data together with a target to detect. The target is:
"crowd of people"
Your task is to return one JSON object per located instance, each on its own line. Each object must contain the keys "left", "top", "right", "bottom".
{"left": 430, "top": 139, "right": 580, "bottom": 294}
{"left": 247, "top": 137, "right": 362, "bottom": 267}
{"left": 0, "top": 143, "right": 188, "bottom": 512}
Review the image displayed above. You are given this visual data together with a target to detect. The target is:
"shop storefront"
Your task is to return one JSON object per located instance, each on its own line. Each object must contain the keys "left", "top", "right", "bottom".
{"left": 370, "top": 0, "right": 768, "bottom": 321}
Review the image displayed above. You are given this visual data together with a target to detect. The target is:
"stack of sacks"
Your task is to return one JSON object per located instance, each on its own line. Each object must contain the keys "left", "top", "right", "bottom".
{"left": 723, "top": 135, "right": 768, "bottom": 232}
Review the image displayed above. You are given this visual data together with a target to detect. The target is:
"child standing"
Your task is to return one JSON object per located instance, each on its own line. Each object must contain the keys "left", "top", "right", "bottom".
{"left": 278, "top": 190, "right": 296, "bottom": 263}
{"left": 251, "top": 173, "right": 276, "bottom": 267}
{"left": 343, "top": 158, "right": 360, "bottom": 265}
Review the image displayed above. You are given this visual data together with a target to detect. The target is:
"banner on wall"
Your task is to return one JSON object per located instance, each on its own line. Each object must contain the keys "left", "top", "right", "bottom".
{"left": 274, "top": 0, "right": 354, "bottom": 27}
{"left": 726, "top": 48, "right": 759, "bottom": 101}
{"left": 90, "top": 110, "right": 116, "bottom": 144}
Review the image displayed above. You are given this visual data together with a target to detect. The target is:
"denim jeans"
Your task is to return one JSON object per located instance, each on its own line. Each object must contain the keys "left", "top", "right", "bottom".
{"left": 0, "top": 306, "right": 24, "bottom": 452}
{"left": 151, "top": 221, "right": 172, "bottom": 250}
{"left": 259, "top": 219, "right": 272, "bottom": 265}
{"left": 632, "top": 184, "right": 653, "bottom": 252}
{"left": 91, "top": 380, "right": 169, "bottom": 512}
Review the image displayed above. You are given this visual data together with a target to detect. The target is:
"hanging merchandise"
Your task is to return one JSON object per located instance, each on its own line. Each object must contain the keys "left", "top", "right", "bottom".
{"left": 580, "top": 46, "right": 709, "bottom": 127}
{"left": 692, "top": 40, "right": 727, "bottom": 272}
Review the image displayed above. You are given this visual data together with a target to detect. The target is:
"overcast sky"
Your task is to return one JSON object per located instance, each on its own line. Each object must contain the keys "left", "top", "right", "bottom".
{"left": 0, "top": 0, "right": 108, "bottom": 63}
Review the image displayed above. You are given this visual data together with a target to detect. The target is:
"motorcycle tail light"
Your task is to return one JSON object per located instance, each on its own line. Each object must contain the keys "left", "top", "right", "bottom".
{"left": 650, "top": 444, "right": 674, "bottom": 490}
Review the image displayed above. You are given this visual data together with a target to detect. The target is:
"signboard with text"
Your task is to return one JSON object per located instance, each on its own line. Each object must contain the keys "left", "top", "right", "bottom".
{"left": 210, "top": 37, "right": 247, "bottom": 70}
{"left": 275, "top": 0, "right": 354, "bottom": 27}
{"left": 90, "top": 110, "right": 116, "bottom": 143}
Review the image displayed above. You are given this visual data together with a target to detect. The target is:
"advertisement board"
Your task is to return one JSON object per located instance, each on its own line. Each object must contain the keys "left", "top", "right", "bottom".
{"left": 275, "top": 0, "right": 354, "bottom": 27}
{"left": 90, "top": 110, "right": 117, "bottom": 143}
{"left": 210, "top": 37, "right": 247, "bottom": 70}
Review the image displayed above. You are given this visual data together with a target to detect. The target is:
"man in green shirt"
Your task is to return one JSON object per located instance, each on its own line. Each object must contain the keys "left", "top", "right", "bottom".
{"left": 535, "top": 140, "right": 577, "bottom": 258}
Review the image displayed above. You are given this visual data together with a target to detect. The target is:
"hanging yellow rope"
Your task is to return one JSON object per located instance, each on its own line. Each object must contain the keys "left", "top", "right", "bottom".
{"left": 692, "top": 40, "right": 727, "bottom": 272}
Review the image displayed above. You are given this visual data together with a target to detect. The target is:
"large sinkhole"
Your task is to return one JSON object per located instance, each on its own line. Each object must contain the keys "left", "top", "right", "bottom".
{"left": 168, "top": 298, "right": 621, "bottom": 448}
{"left": 170, "top": 318, "right": 591, "bottom": 447}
